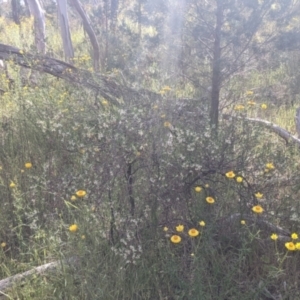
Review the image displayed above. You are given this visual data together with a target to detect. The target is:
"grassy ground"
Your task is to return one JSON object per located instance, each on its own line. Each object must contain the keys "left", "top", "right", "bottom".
{"left": 1, "top": 16, "right": 300, "bottom": 300}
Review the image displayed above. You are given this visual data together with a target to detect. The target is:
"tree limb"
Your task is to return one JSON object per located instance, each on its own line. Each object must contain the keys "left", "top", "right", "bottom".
{"left": 223, "top": 114, "right": 300, "bottom": 146}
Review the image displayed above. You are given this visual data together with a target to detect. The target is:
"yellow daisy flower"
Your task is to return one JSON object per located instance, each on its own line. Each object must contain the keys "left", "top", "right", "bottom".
{"left": 270, "top": 233, "right": 278, "bottom": 240}
{"left": 225, "top": 171, "right": 235, "bottom": 178}
{"left": 206, "top": 197, "right": 215, "bottom": 204}
{"left": 261, "top": 104, "right": 267, "bottom": 109}
{"left": 76, "top": 190, "right": 86, "bottom": 198}
{"left": 252, "top": 205, "right": 264, "bottom": 214}
{"left": 69, "top": 224, "right": 78, "bottom": 233}
{"left": 285, "top": 242, "right": 296, "bottom": 251}
{"left": 291, "top": 233, "right": 298, "bottom": 240}
{"left": 266, "top": 163, "right": 275, "bottom": 169}
{"left": 71, "top": 195, "right": 77, "bottom": 201}
{"left": 255, "top": 192, "right": 263, "bottom": 199}
{"left": 194, "top": 186, "right": 202, "bottom": 192}
{"left": 9, "top": 182, "right": 16, "bottom": 188}
{"left": 170, "top": 235, "right": 181, "bottom": 243}
{"left": 176, "top": 225, "right": 184, "bottom": 232}
{"left": 236, "top": 176, "right": 243, "bottom": 183}
{"left": 188, "top": 228, "right": 199, "bottom": 237}
{"left": 25, "top": 162, "right": 32, "bottom": 169}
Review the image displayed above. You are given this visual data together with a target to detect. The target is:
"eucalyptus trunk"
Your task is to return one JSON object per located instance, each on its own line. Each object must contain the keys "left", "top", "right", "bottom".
{"left": 57, "top": 0, "right": 74, "bottom": 61}
{"left": 26, "top": 0, "right": 46, "bottom": 54}
{"left": 70, "top": 0, "right": 101, "bottom": 71}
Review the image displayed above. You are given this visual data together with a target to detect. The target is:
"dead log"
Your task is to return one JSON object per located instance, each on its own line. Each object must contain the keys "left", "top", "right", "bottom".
{"left": 0, "top": 256, "right": 79, "bottom": 294}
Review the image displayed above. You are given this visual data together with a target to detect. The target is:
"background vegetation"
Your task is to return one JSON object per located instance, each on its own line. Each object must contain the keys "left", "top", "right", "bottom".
{"left": 0, "top": 0, "right": 300, "bottom": 299}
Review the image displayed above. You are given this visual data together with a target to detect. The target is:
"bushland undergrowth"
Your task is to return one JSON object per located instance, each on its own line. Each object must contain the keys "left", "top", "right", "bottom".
{"left": 1, "top": 17, "right": 300, "bottom": 300}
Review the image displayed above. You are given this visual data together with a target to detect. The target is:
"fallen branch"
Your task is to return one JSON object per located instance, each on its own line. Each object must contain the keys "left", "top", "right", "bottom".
{"left": 0, "top": 256, "right": 79, "bottom": 293}
{"left": 0, "top": 43, "right": 159, "bottom": 106}
{"left": 223, "top": 114, "right": 300, "bottom": 147}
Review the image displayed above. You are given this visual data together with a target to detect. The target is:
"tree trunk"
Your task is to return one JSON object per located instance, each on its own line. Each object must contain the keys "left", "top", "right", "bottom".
{"left": 210, "top": 0, "right": 223, "bottom": 129}
{"left": 57, "top": 0, "right": 74, "bottom": 61}
{"left": 11, "top": 0, "right": 21, "bottom": 24}
{"left": 111, "top": 0, "right": 119, "bottom": 29}
{"left": 70, "top": 0, "right": 101, "bottom": 71}
{"left": 26, "top": 0, "right": 46, "bottom": 54}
